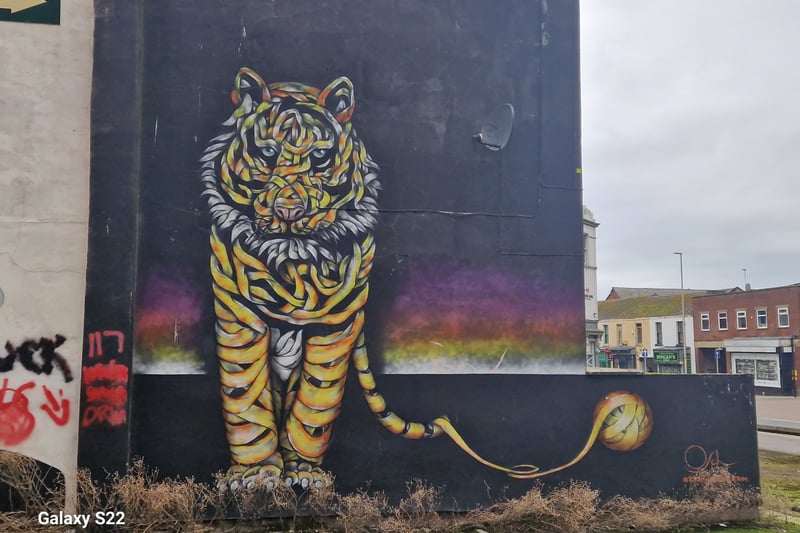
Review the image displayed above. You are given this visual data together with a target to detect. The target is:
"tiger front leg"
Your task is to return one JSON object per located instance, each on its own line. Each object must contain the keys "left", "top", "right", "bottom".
{"left": 217, "top": 328, "right": 284, "bottom": 491}
{"left": 279, "top": 332, "right": 353, "bottom": 489}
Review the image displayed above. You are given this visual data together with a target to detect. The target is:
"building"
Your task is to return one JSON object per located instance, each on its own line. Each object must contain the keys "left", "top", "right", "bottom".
{"left": 583, "top": 207, "right": 601, "bottom": 365}
{"left": 598, "top": 294, "right": 697, "bottom": 373}
{"left": 692, "top": 284, "right": 800, "bottom": 395}
{"left": 605, "top": 287, "right": 712, "bottom": 300}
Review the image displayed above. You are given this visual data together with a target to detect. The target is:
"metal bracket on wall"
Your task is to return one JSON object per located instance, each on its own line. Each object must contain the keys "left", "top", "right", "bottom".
{"left": 473, "top": 103, "right": 515, "bottom": 151}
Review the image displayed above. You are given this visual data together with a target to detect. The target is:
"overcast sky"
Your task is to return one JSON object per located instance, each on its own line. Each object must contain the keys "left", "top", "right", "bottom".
{"left": 580, "top": 1, "right": 800, "bottom": 299}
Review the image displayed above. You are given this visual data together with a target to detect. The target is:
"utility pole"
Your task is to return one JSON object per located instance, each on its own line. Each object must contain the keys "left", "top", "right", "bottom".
{"left": 674, "top": 252, "right": 687, "bottom": 374}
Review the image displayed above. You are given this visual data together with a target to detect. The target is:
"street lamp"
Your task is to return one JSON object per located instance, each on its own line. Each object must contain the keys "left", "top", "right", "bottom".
{"left": 674, "top": 252, "right": 688, "bottom": 374}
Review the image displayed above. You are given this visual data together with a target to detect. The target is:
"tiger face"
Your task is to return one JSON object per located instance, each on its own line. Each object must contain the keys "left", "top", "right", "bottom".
{"left": 202, "top": 68, "right": 380, "bottom": 266}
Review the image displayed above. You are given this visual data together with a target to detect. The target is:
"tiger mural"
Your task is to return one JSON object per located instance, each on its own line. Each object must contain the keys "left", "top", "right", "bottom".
{"left": 201, "top": 67, "right": 448, "bottom": 490}
{"left": 201, "top": 67, "right": 643, "bottom": 491}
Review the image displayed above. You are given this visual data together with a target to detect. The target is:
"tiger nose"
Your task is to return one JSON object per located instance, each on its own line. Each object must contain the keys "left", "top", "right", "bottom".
{"left": 274, "top": 199, "right": 306, "bottom": 222}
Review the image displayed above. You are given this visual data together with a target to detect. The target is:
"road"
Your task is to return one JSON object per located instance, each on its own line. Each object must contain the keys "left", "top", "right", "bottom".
{"left": 756, "top": 396, "right": 800, "bottom": 455}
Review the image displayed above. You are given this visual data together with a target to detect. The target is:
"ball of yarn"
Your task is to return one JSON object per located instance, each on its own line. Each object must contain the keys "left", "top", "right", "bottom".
{"left": 594, "top": 390, "right": 652, "bottom": 452}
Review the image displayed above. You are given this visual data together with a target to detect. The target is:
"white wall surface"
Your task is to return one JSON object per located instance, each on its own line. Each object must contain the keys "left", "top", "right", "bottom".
{"left": 648, "top": 315, "right": 695, "bottom": 349}
{"left": 0, "top": 1, "right": 93, "bottom": 512}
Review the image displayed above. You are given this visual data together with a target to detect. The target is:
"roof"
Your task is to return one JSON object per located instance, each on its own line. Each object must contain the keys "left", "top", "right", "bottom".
{"left": 599, "top": 294, "right": 697, "bottom": 320}
{"left": 605, "top": 287, "right": 739, "bottom": 300}
{"left": 692, "top": 282, "right": 800, "bottom": 300}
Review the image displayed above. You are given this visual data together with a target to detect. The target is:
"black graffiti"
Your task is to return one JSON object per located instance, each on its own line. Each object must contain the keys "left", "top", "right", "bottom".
{"left": 1, "top": 335, "right": 73, "bottom": 383}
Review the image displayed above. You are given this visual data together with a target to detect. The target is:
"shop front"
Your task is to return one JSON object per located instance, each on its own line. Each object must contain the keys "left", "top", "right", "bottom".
{"left": 652, "top": 347, "right": 684, "bottom": 374}
{"left": 725, "top": 338, "right": 796, "bottom": 395}
{"left": 603, "top": 346, "right": 637, "bottom": 369}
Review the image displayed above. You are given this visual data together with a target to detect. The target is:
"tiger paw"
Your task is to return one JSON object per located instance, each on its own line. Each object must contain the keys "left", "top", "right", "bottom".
{"left": 283, "top": 461, "right": 326, "bottom": 489}
{"left": 219, "top": 463, "right": 283, "bottom": 492}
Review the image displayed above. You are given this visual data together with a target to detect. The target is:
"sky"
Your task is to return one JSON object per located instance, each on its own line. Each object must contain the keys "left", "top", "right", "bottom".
{"left": 579, "top": 1, "right": 800, "bottom": 300}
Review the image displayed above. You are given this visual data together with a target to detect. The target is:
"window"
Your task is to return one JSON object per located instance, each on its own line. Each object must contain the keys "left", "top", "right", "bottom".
{"left": 583, "top": 233, "right": 589, "bottom": 266}
{"left": 778, "top": 307, "right": 790, "bottom": 328}
{"left": 718, "top": 311, "right": 728, "bottom": 330}
{"left": 756, "top": 308, "right": 768, "bottom": 329}
{"left": 677, "top": 321, "right": 684, "bottom": 346}
{"left": 603, "top": 324, "right": 610, "bottom": 344}
{"left": 616, "top": 324, "right": 623, "bottom": 345}
{"left": 732, "top": 353, "right": 781, "bottom": 388}
{"left": 700, "top": 313, "right": 710, "bottom": 331}
{"left": 737, "top": 310, "right": 747, "bottom": 330}
{"left": 655, "top": 322, "right": 663, "bottom": 346}
{"left": 635, "top": 323, "right": 643, "bottom": 345}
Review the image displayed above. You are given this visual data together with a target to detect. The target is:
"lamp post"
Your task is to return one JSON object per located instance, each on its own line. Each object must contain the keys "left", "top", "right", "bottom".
{"left": 674, "top": 252, "right": 688, "bottom": 374}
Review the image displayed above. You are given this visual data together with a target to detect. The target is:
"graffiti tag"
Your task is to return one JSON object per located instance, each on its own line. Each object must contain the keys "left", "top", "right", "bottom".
{"left": 40, "top": 385, "right": 70, "bottom": 426}
{"left": 681, "top": 444, "right": 747, "bottom": 483}
{"left": 1, "top": 335, "right": 73, "bottom": 382}
{"left": 683, "top": 444, "right": 734, "bottom": 474}
{"left": 86, "top": 330, "right": 124, "bottom": 359}
{"left": 81, "top": 360, "right": 128, "bottom": 427}
{"left": 0, "top": 378, "right": 36, "bottom": 446}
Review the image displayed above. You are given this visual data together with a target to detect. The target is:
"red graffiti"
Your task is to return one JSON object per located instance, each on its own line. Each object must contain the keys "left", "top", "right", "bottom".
{"left": 81, "top": 359, "right": 128, "bottom": 428}
{"left": 81, "top": 404, "right": 127, "bottom": 427}
{"left": 87, "top": 330, "right": 124, "bottom": 359}
{"left": 0, "top": 379, "right": 36, "bottom": 446}
{"left": 82, "top": 360, "right": 128, "bottom": 383}
{"left": 40, "top": 385, "right": 70, "bottom": 426}
{"left": 84, "top": 385, "right": 127, "bottom": 408}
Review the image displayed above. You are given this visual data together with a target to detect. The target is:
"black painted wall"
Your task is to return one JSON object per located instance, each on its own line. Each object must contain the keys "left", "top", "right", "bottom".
{"left": 131, "top": 373, "right": 759, "bottom": 507}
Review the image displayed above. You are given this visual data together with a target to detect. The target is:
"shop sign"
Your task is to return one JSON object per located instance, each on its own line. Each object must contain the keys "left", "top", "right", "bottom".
{"left": 654, "top": 350, "right": 680, "bottom": 364}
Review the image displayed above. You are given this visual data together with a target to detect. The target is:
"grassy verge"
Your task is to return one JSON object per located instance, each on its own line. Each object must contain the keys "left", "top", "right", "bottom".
{"left": 761, "top": 451, "right": 800, "bottom": 515}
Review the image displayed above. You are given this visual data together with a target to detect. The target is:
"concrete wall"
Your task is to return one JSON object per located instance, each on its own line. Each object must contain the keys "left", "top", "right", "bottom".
{"left": 0, "top": 1, "right": 93, "bottom": 511}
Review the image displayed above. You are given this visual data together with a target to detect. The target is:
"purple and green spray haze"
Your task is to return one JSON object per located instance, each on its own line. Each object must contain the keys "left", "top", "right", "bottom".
{"left": 382, "top": 258, "right": 585, "bottom": 372}
{"left": 133, "top": 257, "right": 585, "bottom": 374}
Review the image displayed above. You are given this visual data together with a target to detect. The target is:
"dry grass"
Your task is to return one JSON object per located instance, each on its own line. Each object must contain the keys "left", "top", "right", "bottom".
{"left": 105, "top": 458, "right": 219, "bottom": 531}
{"left": 0, "top": 451, "right": 766, "bottom": 533}
{"left": 0, "top": 450, "right": 64, "bottom": 532}
{"left": 594, "top": 467, "right": 760, "bottom": 533}
{"left": 455, "top": 481, "right": 599, "bottom": 533}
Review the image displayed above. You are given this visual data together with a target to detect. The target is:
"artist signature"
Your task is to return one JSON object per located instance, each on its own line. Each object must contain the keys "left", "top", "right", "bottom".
{"left": 683, "top": 444, "right": 734, "bottom": 474}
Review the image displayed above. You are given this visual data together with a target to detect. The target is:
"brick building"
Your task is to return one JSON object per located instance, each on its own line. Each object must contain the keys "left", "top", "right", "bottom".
{"left": 692, "top": 284, "right": 800, "bottom": 395}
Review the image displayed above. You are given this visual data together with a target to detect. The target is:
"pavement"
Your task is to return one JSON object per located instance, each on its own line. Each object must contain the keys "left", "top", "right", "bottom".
{"left": 756, "top": 395, "right": 800, "bottom": 434}
{"left": 755, "top": 395, "right": 800, "bottom": 455}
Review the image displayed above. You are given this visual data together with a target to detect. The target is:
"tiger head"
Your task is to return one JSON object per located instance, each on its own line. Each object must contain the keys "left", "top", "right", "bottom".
{"left": 202, "top": 68, "right": 380, "bottom": 264}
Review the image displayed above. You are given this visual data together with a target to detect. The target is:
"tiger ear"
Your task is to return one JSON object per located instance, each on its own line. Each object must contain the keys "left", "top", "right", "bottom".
{"left": 231, "top": 67, "right": 270, "bottom": 106}
{"left": 318, "top": 77, "right": 355, "bottom": 123}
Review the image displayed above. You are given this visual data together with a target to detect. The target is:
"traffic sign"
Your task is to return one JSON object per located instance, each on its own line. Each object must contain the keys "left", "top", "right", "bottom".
{"left": 0, "top": 0, "right": 59, "bottom": 25}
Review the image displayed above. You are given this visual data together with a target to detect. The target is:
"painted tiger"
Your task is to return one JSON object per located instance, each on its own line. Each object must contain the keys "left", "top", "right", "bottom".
{"left": 202, "top": 67, "right": 446, "bottom": 490}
